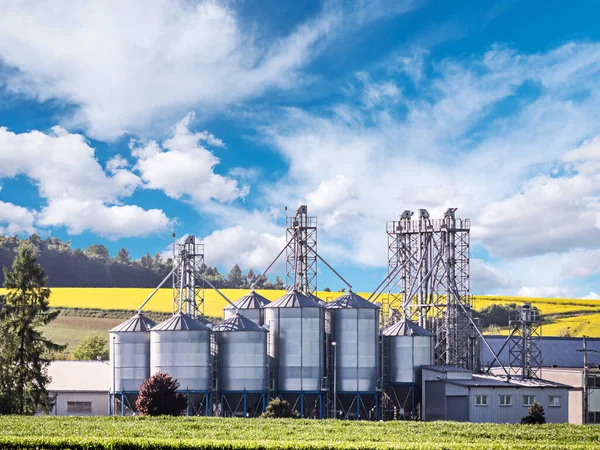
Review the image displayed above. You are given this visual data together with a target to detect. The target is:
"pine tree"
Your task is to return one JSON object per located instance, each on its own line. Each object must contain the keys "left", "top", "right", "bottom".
{"left": 0, "top": 243, "right": 65, "bottom": 414}
{"left": 227, "top": 264, "right": 244, "bottom": 288}
{"left": 521, "top": 401, "right": 546, "bottom": 424}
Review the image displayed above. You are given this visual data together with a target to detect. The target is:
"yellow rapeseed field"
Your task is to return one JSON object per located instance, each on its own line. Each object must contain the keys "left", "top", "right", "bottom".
{"left": 2, "top": 288, "right": 599, "bottom": 336}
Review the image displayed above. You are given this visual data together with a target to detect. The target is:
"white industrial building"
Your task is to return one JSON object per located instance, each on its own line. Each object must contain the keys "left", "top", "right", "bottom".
{"left": 422, "top": 365, "right": 570, "bottom": 423}
{"left": 483, "top": 336, "right": 600, "bottom": 424}
{"left": 46, "top": 360, "right": 110, "bottom": 416}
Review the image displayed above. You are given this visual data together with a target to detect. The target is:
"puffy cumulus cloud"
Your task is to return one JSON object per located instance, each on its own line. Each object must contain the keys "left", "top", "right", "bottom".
{"left": 131, "top": 112, "right": 248, "bottom": 203}
{"left": 517, "top": 285, "right": 571, "bottom": 298}
{"left": 471, "top": 259, "right": 516, "bottom": 293}
{"left": 0, "top": 201, "right": 36, "bottom": 235}
{"left": 0, "top": 0, "right": 339, "bottom": 140}
{"left": 0, "top": 126, "right": 140, "bottom": 202}
{"left": 201, "top": 225, "right": 285, "bottom": 271}
{"left": 583, "top": 292, "right": 600, "bottom": 300}
{"left": 0, "top": 126, "right": 170, "bottom": 238}
{"left": 476, "top": 138, "right": 600, "bottom": 258}
{"left": 38, "top": 199, "right": 170, "bottom": 239}
{"left": 259, "top": 42, "right": 600, "bottom": 272}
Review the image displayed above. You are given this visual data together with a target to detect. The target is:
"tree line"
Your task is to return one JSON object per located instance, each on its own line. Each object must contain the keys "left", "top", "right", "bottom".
{"left": 0, "top": 235, "right": 285, "bottom": 289}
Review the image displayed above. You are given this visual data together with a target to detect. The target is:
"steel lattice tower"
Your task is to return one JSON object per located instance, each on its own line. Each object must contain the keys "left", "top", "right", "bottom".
{"left": 286, "top": 205, "right": 318, "bottom": 294}
{"left": 386, "top": 208, "right": 479, "bottom": 370}
{"left": 172, "top": 235, "right": 205, "bottom": 318}
{"left": 508, "top": 304, "right": 542, "bottom": 378}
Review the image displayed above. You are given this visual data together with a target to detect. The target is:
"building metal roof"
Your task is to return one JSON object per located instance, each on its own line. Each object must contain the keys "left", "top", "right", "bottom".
{"left": 109, "top": 313, "right": 156, "bottom": 333}
{"left": 213, "top": 313, "right": 267, "bottom": 332}
{"left": 224, "top": 290, "right": 270, "bottom": 310}
{"left": 47, "top": 361, "right": 110, "bottom": 393}
{"left": 264, "top": 290, "right": 324, "bottom": 309}
{"left": 481, "top": 335, "right": 600, "bottom": 368}
{"left": 444, "top": 374, "right": 569, "bottom": 389}
{"left": 151, "top": 312, "right": 210, "bottom": 331}
{"left": 383, "top": 320, "right": 433, "bottom": 337}
{"left": 422, "top": 365, "right": 472, "bottom": 374}
{"left": 327, "top": 291, "right": 380, "bottom": 310}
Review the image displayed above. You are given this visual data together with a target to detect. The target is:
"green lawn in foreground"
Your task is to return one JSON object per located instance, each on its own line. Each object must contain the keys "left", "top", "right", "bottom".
{"left": 1, "top": 416, "right": 599, "bottom": 449}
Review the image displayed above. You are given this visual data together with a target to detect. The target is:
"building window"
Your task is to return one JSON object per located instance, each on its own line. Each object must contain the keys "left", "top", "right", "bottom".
{"left": 475, "top": 395, "right": 488, "bottom": 406}
{"left": 522, "top": 395, "right": 535, "bottom": 407}
{"left": 548, "top": 396, "right": 561, "bottom": 407}
{"left": 67, "top": 401, "right": 92, "bottom": 414}
{"left": 589, "top": 412, "right": 600, "bottom": 424}
{"left": 499, "top": 395, "right": 512, "bottom": 406}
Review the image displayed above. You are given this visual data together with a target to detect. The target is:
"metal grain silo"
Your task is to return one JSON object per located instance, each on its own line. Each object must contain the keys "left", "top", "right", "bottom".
{"left": 223, "top": 290, "right": 270, "bottom": 325}
{"left": 213, "top": 313, "right": 268, "bottom": 417}
{"left": 327, "top": 291, "right": 380, "bottom": 393}
{"left": 383, "top": 319, "right": 434, "bottom": 384}
{"left": 264, "top": 289, "right": 325, "bottom": 418}
{"left": 109, "top": 313, "right": 156, "bottom": 394}
{"left": 150, "top": 313, "right": 211, "bottom": 392}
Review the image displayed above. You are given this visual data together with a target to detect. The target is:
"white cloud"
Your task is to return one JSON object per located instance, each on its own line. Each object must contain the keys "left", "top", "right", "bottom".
{"left": 0, "top": 1, "right": 346, "bottom": 140}
{"left": 201, "top": 225, "right": 285, "bottom": 271}
{"left": 250, "top": 41, "right": 600, "bottom": 277}
{"left": 517, "top": 285, "right": 571, "bottom": 298}
{"left": 38, "top": 199, "right": 170, "bottom": 239}
{"left": 471, "top": 259, "right": 516, "bottom": 293}
{"left": 583, "top": 292, "right": 600, "bottom": 300}
{"left": 0, "top": 125, "right": 170, "bottom": 238}
{"left": 131, "top": 112, "right": 248, "bottom": 203}
{"left": 476, "top": 138, "right": 600, "bottom": 258}
{"left": 0, "top": 126, "right": 140, "bottom": 202}
{"left": 0, "top": 201, "right": 36, "bottom": 235}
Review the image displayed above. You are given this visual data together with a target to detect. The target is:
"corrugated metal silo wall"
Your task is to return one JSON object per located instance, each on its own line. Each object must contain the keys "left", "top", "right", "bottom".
{"left": 150, "top": 329, "right": 211, "bottom": 391}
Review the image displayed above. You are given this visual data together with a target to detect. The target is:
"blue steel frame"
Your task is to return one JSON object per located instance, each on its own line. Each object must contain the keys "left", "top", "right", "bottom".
{"left": 387, "top": 383, "right": 417, "bottom": 420}
{"left": 278, "top": 391, "right": 325, "bottom": 419}
{"left": 334, "top": 392, "right": 380, "bottom": 420}
{"left": 219, "top": 391, "right": 267, "bottom": 417}
{"left": 110, "top": 389, "right": 211, "bottom": 416}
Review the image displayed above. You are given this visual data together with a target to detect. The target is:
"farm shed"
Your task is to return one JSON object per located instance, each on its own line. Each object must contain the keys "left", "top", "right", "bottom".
{"left": 422, "top": 365, "right": 570, "bottom": 423}
{"left": 45, "top": 360, "right": 110, "bottom": 416}
{"left": 484, "top": 336, "right": 600, "bottom": 424}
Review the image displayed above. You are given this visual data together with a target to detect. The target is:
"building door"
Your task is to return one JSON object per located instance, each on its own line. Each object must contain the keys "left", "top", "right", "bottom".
{"left": 446, "top": 396, "right": 469, "bottom": 422}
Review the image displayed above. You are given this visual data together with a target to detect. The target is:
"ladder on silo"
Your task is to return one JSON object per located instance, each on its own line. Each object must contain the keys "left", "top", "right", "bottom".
{"left": 324, "top": 310, "right": 333, "bottom": 418}
{"left": 210, "top": 333, "right": 219, "bottom": 416}
{"left": 380, "top": 330, "right": 390, "bottom": 419}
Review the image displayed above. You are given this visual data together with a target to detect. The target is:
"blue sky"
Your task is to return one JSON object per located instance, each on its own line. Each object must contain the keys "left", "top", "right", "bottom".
{"left": 1, "top": 0, "right": 600, "bottom": 297}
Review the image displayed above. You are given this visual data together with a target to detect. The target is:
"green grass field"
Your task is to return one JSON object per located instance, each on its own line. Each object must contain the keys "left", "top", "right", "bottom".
{"left": 0, "top": 416, "right": 599, "bottom": 449}
{"left": 40, "top": 315, "right": 124, "bottom": 350}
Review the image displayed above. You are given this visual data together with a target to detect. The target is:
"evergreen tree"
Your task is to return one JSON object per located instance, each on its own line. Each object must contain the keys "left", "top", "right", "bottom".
{"left": 0, "top": 243, "right": 65, "bottom": 414}
{"left": 115, "top": 248, "right": 131, "bottom": 264}
{"left": 227, "top": 264, "right": 244, "bottom": 288}
{"left": 274, "top": 276, "right": 285, "bottom": 290}
{"left": 521, "top": 401, "right": 546, "bottom": 424}
{"left": 245, "top": 268, "right": 256, "bottom": 288}
{"left": 84, "top": 244, "right": 110, "bottom": 261}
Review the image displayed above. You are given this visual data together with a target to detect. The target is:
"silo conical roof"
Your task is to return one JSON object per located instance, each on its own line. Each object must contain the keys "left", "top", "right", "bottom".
{"left": 327, "top": 291, "right": 380, "bottom": 309}
{"left": 224, "top": 290, "right": 270, "bottom": 310}
{"left": 383, "top": 319, "right": 433, "bottom": 337}
{"left": 264, "top": 290, "right": 324, "bottom": 308}
{"left": 213, "top": 313, "right": 267, "bottom": 332}
{"left": 109, "top": 313, "right": 156, "bottom": 332}
{"left": 151, "top": 312, "right": 211, "bottom": 331}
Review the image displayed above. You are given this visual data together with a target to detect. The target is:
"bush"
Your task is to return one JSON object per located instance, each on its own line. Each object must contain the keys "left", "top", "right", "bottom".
{"left": 72, "top": 333, "right": 109, "bottom": 360}
{"left": 261, "top": 398, "right": 299, "bottom": 418}
{"left": 521, "top": 401, "right": 546, "bottom": 424}
{"left": 135, "top": 373, "right": 186, "bottom": 416}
